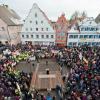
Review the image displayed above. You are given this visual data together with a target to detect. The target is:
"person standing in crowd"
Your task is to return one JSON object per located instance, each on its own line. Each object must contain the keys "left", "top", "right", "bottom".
{"left": 46, "top": 60, "right": 48, "bottom": 66}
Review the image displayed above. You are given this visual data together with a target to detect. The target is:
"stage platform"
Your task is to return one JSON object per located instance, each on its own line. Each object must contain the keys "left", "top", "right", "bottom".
{"left": 30, "top": 71, "right": 63, "bottom": 90}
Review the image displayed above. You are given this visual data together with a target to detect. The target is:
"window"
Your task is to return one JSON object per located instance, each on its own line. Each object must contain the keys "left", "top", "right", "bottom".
{"left": 41, "top": 21, "right": 43, "bottom": 24}
{"left": 5, "top": 41, "right": 8, "bottom": 44}
{"left": 87, "top": 42, "right": 91, "bottom": 46}
{"left": 36, "top": 35, "right": 39, "bottom": 38}
{"left": 22, "top": 35, "right": 24, "bottom": 38}
{"left": 41, "top": 35, "right": 44, "bottom": 38}
{"left": 36, "top": 21, "right": 38, "bottom": 25}
{"left": 98, "top": 42, "right": 100, "bottom": 45}
{"left": 92, "top": 42, "right": 96, "bottom": 46}
{"left": 30, "top": 21, "right": 32, "bottom": 23}
{"left": 68, "top": 42, "right": 72, "bottom": 45}
{"left": 26, "top": 28, "right": 28, "bottom": 31}
{"left": 94, "top": 35, "right": 98, "bottom": 39}
{"left": 73, "top": 42, "right": 77, "bottom": 46}
{"left": 35, "top": 13, "right": 37, "bottom": 17}
{"left": 84, "top": 35, "right": 88, "bottom": 38}
{"left": 69, "top": 35, "right": 73, "bottom": 38}
{"left": 89, "top": 22, "right": 92, "bottom": 24}
{"left": 96, "top": 28, "right": 98, "bottom": 31}
{"left": 61, "top": 37, "right": 64, "bottom": 40}
{"left": 84, "top": 42, "right": 87, "bottom": 45}
{"left": 51, "top": 35, "right": 54, "bottom": 38}
{"left": 0, "top": 41, "right": 2, "bottom": 44}
{"left": 78, "top": 42, "right": 82, "bottom": 46}
{"left": 74, "top": 35, "right": 78, "bottom": 39}
{"left": 81, "top": 27, "right": 85, "bottom": 31}
{"left": 31, "top": 35, "right": 33, "bottom": 38}
{"left": 36, "top": 28, "right": 38, "bottom": 31}
{"left": 23, "top": 20, "right": 25, "bottom": 22}
{"left": 90, "top": 28, "right": 94, "bottom": 31}
{"left": 89, "top": 35, "right": 93, "bottom": 38}
{"left": 41, "top": 28, "right": 43, "bottom": 31}
{"left": 46, "top": 28, "right": 48, "bottom": 31}
{"left": 85, "top": 27, "right": 88, "bottom": 31}
{"left": 46, "top": 35, "right": 49, "bottom": 38}
{"left": 26, "top": 35, "right": 29, "bottom": 38}
{"left": 1, "top": 27, "right": 5, "bottom": 31}
{"left": 97, "top": 42, "right": 99, "bottom": 46}
{"left": 53, "top": 26, "right": 55, "bottom": 29}
{"left": 30, "top": 28, "right": 32, "bottom": 31}
{"left": 80, "top": 35, "right": 83, "bottom": 38}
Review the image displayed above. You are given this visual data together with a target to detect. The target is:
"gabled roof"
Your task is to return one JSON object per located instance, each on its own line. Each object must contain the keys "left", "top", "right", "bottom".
{"left": 55, "top": 13, "right": 69, "bottom": 33}
{"left": 23, "top": 3, "right": 55, "bottom": 32}
{"left": 0, "top": 5, "right": 21, "bottom": 25}
{"left": 24, "top": 3, "right": 52, "bottom": 26}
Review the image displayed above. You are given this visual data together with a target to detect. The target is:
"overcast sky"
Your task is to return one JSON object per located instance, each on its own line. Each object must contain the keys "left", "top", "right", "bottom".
{"left": 0, "top": 0, "right": 100, "bottom": 21}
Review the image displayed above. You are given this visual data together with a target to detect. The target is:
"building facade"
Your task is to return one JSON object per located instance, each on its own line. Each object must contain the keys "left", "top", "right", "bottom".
{"left": 21, "top": 3, "right": 55, "bottom": 46}
{"left": 51, "top": 14, "right": 69, "bottom": 47}
{"left": 67, "top": 17, "right": 100, "bottom": 47}
{"left": 0, "top": 5, "right": 22, "bottom": 45}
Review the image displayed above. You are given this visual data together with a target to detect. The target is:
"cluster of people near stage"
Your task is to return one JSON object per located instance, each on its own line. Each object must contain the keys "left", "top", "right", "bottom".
{"left": 0, "top": 44, "right": 33, "bottom": 99}
{"left": 56, "top": 46, "right": 100, "bottom": 100}
{"left": 0, "top": 43, "right": 57, "bottom": 100}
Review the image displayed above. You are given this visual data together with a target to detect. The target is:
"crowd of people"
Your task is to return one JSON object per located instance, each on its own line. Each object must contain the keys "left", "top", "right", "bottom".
{"left": 0, "top": 43, "right": 33, "bottom": 100}
{"left": 0, "top": 43, "right": 100, "bottom": 100}
{"left": 0, "top": 43, "right": 57, "bottom": 100}
{"left": 56, "top": 46, "right": 100, "bottom": 100}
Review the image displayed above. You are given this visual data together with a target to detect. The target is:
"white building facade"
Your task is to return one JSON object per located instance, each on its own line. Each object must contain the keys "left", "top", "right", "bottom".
{"left": 67, "top": 17, "right": 100, "bottom": 47}
{"left": 21, "top": 3, "right": 55, "bottom": 46}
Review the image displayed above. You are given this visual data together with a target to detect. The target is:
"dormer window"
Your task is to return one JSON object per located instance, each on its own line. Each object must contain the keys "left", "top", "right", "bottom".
{"left": 46, "top": 28, "right": 48, "bottom": 31}
{"left": 41, "top": 28, "right": 43, "bottom": 31}
{"left": 30, "top": 28, "right": 32, "bottom": 31}
{"left": 26, "top": 28, "right": 28, "bottom": 31}
{"left": 35, "top": 13, "right": 37, "bottom": 17}
{"left": 30, "top": 21, "right": 32, "bottom": 23}
{"left": 36, "top": 28, "right": 38, "bottom": 31}
{"left": 36, "top": 21, "right": 38, "bottom": 25}
{"left": 41, "top": 21, "right": 43, "bottom": 24}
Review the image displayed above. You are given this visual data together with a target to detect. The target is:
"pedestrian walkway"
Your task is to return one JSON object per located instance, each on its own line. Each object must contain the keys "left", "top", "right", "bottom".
{"left": 30, "top": 59, "right": 63, "bottom": 90}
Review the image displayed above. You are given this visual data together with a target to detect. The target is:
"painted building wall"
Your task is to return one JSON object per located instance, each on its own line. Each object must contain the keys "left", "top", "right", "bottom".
{"left": 55, "top": 14, "right": 69, "bottom": 46}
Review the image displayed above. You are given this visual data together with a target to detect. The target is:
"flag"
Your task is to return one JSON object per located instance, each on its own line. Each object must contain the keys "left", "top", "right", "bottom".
{"left": 16, "top": 82, "right": 21, "bottom": 95}
{"left": 83, "top": 57, "right": 88, "bottom": 64}
{"left": 79, "top": 52, "right": 82, "bottom": 60}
